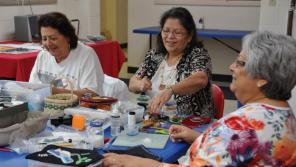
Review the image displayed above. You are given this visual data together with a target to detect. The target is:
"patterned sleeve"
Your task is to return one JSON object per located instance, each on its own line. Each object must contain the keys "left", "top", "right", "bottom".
{"left": 135, "top": 49, "right": 158, "bottom": 79}
{"left": 189, "top": 47, "right": 212, "bottom": 76}
{"left": 158, "top": 104, "right": 296, "bottom": 167}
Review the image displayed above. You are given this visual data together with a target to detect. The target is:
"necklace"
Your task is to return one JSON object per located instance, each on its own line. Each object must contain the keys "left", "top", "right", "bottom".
{"left": 159, "top": 55, "right": 182, "bottom": 90}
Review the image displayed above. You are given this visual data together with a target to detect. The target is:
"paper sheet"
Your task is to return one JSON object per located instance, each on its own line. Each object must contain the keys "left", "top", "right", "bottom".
{"left": 112, "top": 132, "right": 169, "bottom": 149}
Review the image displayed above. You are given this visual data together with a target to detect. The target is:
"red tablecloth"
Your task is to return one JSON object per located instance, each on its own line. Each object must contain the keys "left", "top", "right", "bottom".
{"left": 0, "top": 40, "right": 125, "bottom": 81}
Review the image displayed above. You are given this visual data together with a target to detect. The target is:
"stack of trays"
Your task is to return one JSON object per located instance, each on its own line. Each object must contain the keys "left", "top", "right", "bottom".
{"left": 80, "top": 96, "right": 118, "bottom": 111}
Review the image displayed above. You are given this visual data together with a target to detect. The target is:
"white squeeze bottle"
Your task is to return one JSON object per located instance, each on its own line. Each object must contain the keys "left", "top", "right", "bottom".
{"left": 110, "top": 109, "right": 121, "bottom": 137}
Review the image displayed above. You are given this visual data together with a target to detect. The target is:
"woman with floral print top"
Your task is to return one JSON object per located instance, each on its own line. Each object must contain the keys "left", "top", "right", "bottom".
{"left": 129, "top": 7, "right": 213, "bottom": 117}
{"left": 103, "top": 32, "right": 296, "bottom": 167}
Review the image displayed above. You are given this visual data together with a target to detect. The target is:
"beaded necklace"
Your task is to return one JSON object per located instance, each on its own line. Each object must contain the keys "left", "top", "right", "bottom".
{"left": 159, "top": 55, "right": 182, "bottom": 90}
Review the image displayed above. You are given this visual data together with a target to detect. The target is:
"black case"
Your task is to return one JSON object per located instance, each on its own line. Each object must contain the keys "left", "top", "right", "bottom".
{"left": 0, "top": 102, "right": 28, "bottom": 128}
{"left": 26, "top": 145, "right": 103, "bottom": 167}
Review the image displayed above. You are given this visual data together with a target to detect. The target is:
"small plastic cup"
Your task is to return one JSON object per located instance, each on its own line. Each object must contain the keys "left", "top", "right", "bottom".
{"left": 126, "top": 125, "right": 139, "bottom": 136}
{"left": 162, "top": 102, "right": 177, "bottom": 119}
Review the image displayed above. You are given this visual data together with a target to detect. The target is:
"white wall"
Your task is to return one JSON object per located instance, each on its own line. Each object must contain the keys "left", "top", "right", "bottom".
{"left": 259, "top": 0, "right": 296, "bottom": 115}
{"left": 259, "top": 0, "right": 289, "bottom": 34}
{"left": 0, "top": 0, "right": 100, "bottom": 41}
{"left": 290, "top": 88, "right": 296, "bottom": 115}
{"left": 128, "top": 0, "right": 260, "bottom": 75}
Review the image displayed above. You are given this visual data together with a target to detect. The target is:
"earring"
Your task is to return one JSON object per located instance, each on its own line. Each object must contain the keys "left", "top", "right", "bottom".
{"left": 257, "top": 83, "right": 260, "bottom": 87}
{"left": 257, "top": 82, "right": 262, "bottom": 87}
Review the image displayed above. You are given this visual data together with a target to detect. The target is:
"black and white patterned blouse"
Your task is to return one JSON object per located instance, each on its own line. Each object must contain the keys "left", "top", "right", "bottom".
{"left": 135, "top": 46, "right": 214, "bottom": 117}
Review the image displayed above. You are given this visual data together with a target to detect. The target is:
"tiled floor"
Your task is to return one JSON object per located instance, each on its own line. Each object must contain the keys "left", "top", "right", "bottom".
{"left": 118, "top": 49, "right": 237, "bottom": 116}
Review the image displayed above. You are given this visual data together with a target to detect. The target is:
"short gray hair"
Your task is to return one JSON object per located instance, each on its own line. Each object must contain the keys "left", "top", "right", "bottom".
{"left": 242, "top": 31, "right": 296, "bottom": 100}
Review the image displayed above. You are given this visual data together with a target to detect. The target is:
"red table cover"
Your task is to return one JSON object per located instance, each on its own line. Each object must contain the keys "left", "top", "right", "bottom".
{"left": 0, "top": 40, "right": 125, "bottom": 81}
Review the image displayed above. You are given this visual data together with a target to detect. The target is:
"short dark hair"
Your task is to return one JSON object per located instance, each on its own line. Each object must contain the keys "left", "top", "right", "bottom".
{"left": 38, "top": 12, "right": 78, "bottom": 49}
{"left": 157, "top": 7, "right": 203, "bottom": 54}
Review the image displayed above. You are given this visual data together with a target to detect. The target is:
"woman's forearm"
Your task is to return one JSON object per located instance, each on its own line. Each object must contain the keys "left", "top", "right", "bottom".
{"left": 51, "top": 87, "right": 97, "bottom": 98}
{"left": 171, "top": 71, "right": 208, "bottom": 96}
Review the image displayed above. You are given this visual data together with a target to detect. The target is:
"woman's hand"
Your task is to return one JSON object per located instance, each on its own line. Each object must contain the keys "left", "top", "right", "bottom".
{"left": 148, "top": 88, "right": 173, "bottom": 114}
{"left": 129, "top": 76, "right": 152, "bottom": 93}
{"left": 169, "top": 125, "right": 200, "bottom": 144}
{"left": 139, "top": 76, "right": 152, "bottom": 92}
{"left": 103, "top": 153, "right": 160, "bottom": 167}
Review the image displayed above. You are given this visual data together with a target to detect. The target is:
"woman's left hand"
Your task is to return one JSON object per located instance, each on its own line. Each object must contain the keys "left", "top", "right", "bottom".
{"left": 103, "top": 153, "right": 128, "bottom": 167}
{"left": 149, "top": 88, "right": 173, "bottom": 114}
{"left": 103, "top": 153, "right": 160, "bottom": 167}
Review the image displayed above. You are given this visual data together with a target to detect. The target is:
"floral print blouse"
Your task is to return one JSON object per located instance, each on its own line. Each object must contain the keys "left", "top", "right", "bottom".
{"left": 161, "top": 103, "right": 296, "bottom": 167}
{"left": 135, "top": 47, "right": 213, "bottom": 117}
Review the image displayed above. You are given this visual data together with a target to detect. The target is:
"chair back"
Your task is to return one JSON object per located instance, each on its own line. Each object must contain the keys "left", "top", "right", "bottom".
{"left": 211, "top": 84, "right": 225, "bottom": 119}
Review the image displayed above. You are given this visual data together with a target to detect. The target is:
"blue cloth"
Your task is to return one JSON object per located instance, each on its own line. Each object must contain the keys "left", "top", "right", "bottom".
{"left": 0, "top": 123, "right": 211, "bottom": 165}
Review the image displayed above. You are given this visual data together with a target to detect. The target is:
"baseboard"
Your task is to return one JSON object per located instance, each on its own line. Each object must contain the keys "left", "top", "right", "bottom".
{"left": 220, "top": 86, "right": 236, "bottom": 100}
{"left": 119, "top": 78, "right": 129, "bottom": 86}
{"left": 127, "top": 66, "right": 138, "bottom": 74}
{"left": 212, "top": 74, "right": 232, "bottom": 82}
{"left": 120, "top": 43, "right": 128, "bottom": 49}
{"left": 0, "top": 77, "right": 15, "bottom": 81}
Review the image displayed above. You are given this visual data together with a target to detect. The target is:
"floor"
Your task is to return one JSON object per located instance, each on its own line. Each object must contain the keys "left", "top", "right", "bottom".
{"left": 118, "top": 49, "right": 237, "bottom": 116}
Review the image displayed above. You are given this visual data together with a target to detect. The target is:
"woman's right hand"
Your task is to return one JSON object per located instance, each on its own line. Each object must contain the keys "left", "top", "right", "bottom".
{"left": 169, "top": 124, "right": 200, "bottom": 144}
{"left": 138, "top": 76, "right": 152, "bottom": 92}
{"left": 129, "top": 75, "right": 152, "bottom": 93}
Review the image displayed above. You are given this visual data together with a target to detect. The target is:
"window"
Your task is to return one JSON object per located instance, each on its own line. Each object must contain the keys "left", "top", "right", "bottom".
{"left": 154, "top": 0, "right": 260, "bottom": 7}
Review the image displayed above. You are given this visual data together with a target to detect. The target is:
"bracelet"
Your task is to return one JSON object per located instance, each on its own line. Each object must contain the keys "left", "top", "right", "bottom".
{"left": 165, "top": 85, "right": 175, "bottom": 95}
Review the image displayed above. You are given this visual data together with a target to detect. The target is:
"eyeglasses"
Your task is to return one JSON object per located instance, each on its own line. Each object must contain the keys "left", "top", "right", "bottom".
{"left": 161, "top": 28, "right": 186, "bottom": 38}
{"left": 233, "top": 59, "right": 246, "bottom": 68}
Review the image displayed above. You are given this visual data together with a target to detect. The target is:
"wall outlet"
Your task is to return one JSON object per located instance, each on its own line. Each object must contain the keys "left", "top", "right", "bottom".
{"left": 197, "top": 17, "right": 204, "bottom": 29}
{"left": 269, "top": 0, "right": 277, "bottom": 7}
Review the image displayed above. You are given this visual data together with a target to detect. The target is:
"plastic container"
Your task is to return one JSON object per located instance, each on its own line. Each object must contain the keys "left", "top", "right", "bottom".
{"left": 0, "top": 80, "right": 50, "bottom": 112}
{"left": 28, "top": 93, "right": 44, "bottom": 112}
{"left": 87, "top": 120, "right": 104, "bottom": 149}
{"left": 121, "top": 106, "right": 145, "bottom": 125}
{"left": 162, "top": 102, "right": 177, "bottom": 119}
{"left": 110, "top": 111, "right": 121, "bottom": 137}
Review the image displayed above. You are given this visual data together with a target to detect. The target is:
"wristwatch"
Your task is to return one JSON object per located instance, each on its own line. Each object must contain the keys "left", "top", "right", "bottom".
{"left": 165, "top": 85, "right": 175, "bottom": 94}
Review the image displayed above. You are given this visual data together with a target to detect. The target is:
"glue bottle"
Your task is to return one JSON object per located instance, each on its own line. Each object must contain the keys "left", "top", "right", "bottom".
{"left": 110, "top": 109, "right": 121, "bottom": 136}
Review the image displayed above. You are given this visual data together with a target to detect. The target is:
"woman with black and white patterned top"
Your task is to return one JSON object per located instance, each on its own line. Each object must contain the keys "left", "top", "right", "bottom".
{"left": 129, "top": 7, "right": 214, "bottom": 117}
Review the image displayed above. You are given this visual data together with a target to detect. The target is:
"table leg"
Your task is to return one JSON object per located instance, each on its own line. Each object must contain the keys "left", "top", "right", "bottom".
{"left": 149, "top": 34, "right": 152, "bottom": 49}
{"left": 212, "top": 37, "right": 240, "bottom": 53}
